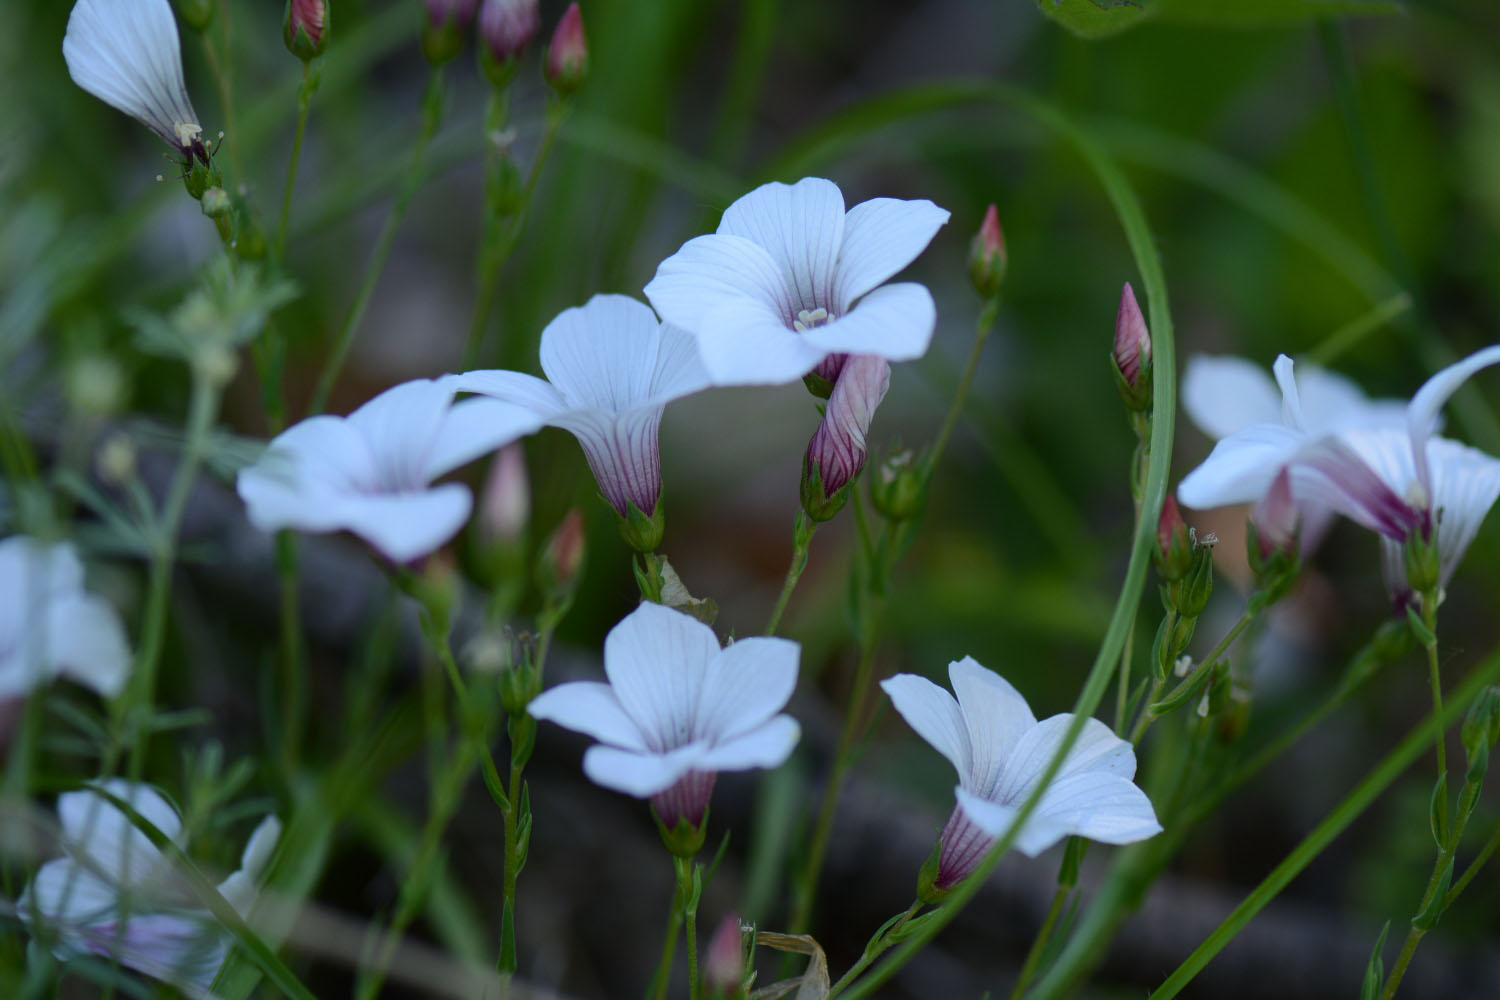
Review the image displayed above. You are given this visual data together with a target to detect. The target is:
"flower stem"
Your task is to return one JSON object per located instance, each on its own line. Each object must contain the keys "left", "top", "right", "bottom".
{"left": 677, "top": 855, "right": 701, "bottom": 1000}
{"left": 924, "top": 295, "right": 998, "bottom": 480}
{"left": 309, "top": 67, "right": 445, "bottom": 416}
{"left": 276, "top": 60, "right": 317, "bottom": 260}
{"left": 1009, "top": 885, "right": 1070, "bottom": 1000}
{"left": 1131, "top": 608, "right": 1255, "bottom": 744}
{"left": 826, "top": 900, "right": 924, "bottom": 998}
{"left": 649, "top": 889, "right": 683, "bottom": 1000}
{"left": 764, "top": 511, "right": 815, "bottom": 636}
{"left": 276, "top": 531, "right": 305, "bottom": 775}
{"left": 1445, "top": 821, "right": 1500, "bottom": 909}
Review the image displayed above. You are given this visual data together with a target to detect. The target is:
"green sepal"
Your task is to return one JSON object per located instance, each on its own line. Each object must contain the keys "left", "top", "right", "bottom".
{"left": 1149, "top": 661, "right": 1216, "bottom": 717}
{"left": 617, "top": 498, "right": 665, "bottom": 553}
{"left": 915, "top": 837, "right": 949, "bottom": 905}
{"left": 1410, "top": 859, "right": 1454, "bottom": 931}
{"left": 1428, "top": 771, "right": 1448, "bottom": 850}
{"left": 1361, "top": 921, "right": 1390, "bottom": 1000}
{"left": 1111, "top": 347, "right": 1152, "bottom": 413}
{"left": 800, "top": 456, "right": 850, "bottom": 523}
{"left": 802, "top": 370, "right": 835, "bottom": 399}
{"left": 1406, "top": 603, "right": 1437, "bottom": 648}
{"left": 652, "top": 805, "right": 709, "bottom": 859}
{"left": 498, "top": 897, "right": 517, "bottom": 974}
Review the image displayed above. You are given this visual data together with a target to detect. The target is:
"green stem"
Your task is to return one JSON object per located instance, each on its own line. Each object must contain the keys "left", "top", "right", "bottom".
{"left": 1423, "top": 602, "right": 1448, "bottom": 836}
{"left": 276, "top": 60, "right": 316, "bottom": 259}
{"left": 309, "top": 68, "right": 445, "bottom": 415}
{"left": 276, "top": 531, "right": 305, "bottom": 775}
{"left": 924, "top": 296, "right": 998, "bottom": 479}
{"left": 826, "top": 900, "right": 924, "bottom": 999}
{"left": 1132, "top": 608, "right": 1255, "bottom": 744}
{"left": 677, "top": 855, "right": 700, "bottom": 1000}
{"left": 650, "top": 868, "right": 684, "bottom": 1000}
{"left": 1010, "top": 886, "right": 1070, "bottom": 1000}
{"left": 498, "top": 718, "right": 528, "bottom": 973}
{"left": 764, "top": 512, "right": 815, "bottom": 636}
{"left": 1445, "top": 821, "right": 1500, "bottom": 909}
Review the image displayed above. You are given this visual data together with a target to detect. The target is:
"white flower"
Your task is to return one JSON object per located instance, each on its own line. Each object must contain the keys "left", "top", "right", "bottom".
{"left": 528, "top": 602, "right": 801, "bottom": 827}
{"left": 19, "top": 780, "right": 281, "bottom": 999}
{"left": 63, "top": 0, "right": 208, "bottom": 162}
{"left": 453, "top": 295, "right": 709, "bottom": 519}
{"left": 643, "top": 177, "right": 950, "bottom": 386}
{"left": 881, "top": 657, "right": 1160, "bottom": 888}
{"left": 236, "top": 377, "right": 542, "bottom": 563}
{"left": 0, "top": 537, "right": 130, "bottom": 700}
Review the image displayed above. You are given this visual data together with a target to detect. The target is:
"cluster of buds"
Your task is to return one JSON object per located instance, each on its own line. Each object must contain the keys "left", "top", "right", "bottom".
{"left": 1152, "top": 496, "right": 1215, "bottom": 681}
{"left": 1112, "top": 282, "right": 1152, "bottom": 414}
{"left": 283, "top": 0, "right": 329, "bottom": 61}
{"left": 1246, "top": 468, "right": 1301, "bottom": 609}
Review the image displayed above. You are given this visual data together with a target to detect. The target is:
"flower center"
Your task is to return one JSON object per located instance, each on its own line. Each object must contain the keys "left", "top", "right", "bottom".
{"left": 792, "top": 307, "right": 833, "bottom": 332}
{"left": 174, "top": 122, "right": 203, "bottom": 147}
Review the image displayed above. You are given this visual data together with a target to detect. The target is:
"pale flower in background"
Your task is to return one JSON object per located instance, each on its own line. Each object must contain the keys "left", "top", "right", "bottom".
{"left": 645, "top": 176, "right": 949, "bottom": 385}
{"left": 18, "top": 780, "right": 280, "bottom": 999}
{"left": 236, "top": 377, "right": 542, "bottom": 563}
{"left": 0, "top": 537, "right": 130, "bottom": 699}
{"left": 454, "top": 295, "right": 710, "bottom": 520}
{"left": 63, "top": 0, "right": 209, "bottom": 163}
{"left": 882, "top": 657, "right": 1160, "bottom": 890}
{"left": 528, "top": 603, "right": 801, "bottom": 828}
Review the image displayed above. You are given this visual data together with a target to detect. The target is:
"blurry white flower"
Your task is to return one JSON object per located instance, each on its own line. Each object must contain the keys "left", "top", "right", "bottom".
{"left": 644, "top": 177, "right": 949, "bottom": 385}
{"left": 0, "top": 537, "right": 130, "bottom": 699}
{"left": 236, "top": 377, "right": 542, "bottom": 563}
{"left": 63, "top": 0, "right": 209, "bottom": 163}
{"left": 19, "top": 780, "right": 280, "bottom": 999}
{"left": 528, "top": 603, "right": 801, "bottom": 828}
{"left": 1181, "top": 353, "right": 1405, "bottom": 443}
{"left": 453, "top": 295, "right": 709, "bottom": 520}
{"left": 881, "top": 657, "right": 1160, "bottom": 889}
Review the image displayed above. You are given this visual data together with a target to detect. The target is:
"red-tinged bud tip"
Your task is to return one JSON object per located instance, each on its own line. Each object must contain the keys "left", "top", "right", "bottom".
{"left": 1114, "top": 281, "right": 1151, "bottom": 388}
{"left": 703, "top": 913, "right": 745, "bottom": 996}
{"left": 545, "top": 3, "right": 588, "bottom": 95}
{"left": 424, "top": 0, "right": 479, "bottom": 28}
{"left": 480, "top": 0, "right": 539, "bottom": 70}
{"left": 283, "top": 0, "right": 328, "bottom": 59}
{"left": 1158, "top": 495, "right": 1187, "bottom": 561}
{"left": 480, "top": 444, "right": 530, "bottom": 545}
{"left": 967, "top": 203, "right": 1007, "bottom": 299}
{"left": 1252, "top": 468, "right": 1298, "bottom": 558}
{"left": 541, "top": 508, "right": 586, "bottom": 592}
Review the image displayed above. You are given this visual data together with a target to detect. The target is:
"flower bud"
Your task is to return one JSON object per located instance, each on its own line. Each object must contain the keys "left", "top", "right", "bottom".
{"left": 1112, "top": 282, "right": 1152, "bottom": 412}
{"left": 1155, "top": 495, "right": 1194, "bottom": 581}
{"left": 1247, "top": 469, "right": 1301, "bottom": 606}
{"left": 617, "top": 500, "right": 665, "bottom": 554}
{"left": 539, "top": 509, "right": 586, "bottom": 596}
{"left": 871, "top": 448, "right": 926, "bottom": 522}
{"left": 703, "top": 913, "right": 746, "bottom": 999}
{"left": 1462, "top": 686, "right": 1500, "bottom": 766}
{"left": 422, "top": 0, "right": 479, "bottom": 65}
{"left": 480, "top": 445, "right": 530, "bottom": 546}
{"left": 498, "top": 633, "right": 543, "bottom": 717}
{"left": 174, "top": 0, "right": 215, "bottom": 30}
{"left": 544, "top": 3, "right": 587, "bottom": 96}
{"left": 479, "top": 0, "right": 539, "bottom": 88}
{"left": 1171, "top": 534, "right": 1216, "bottom": 619}
{"left": 801, "top": 355, "right": 889, "bottom": 523}
{"left": 283, "top": 0, "right": 329, "bottom": 61}
{"left": 967, "top": 204, "right": 1006, "bottom": 299}
{"left": 1403, "top": 527, "right": 1440, "bottom": 597}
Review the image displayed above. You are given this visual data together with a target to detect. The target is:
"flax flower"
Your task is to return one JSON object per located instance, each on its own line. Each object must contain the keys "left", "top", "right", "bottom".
{"left": 19, "top": 781, "right": 280, "bottom": 999}
{"left": 63, "top": 0, "right": 209, "bottom": 164}
{"left": 237, "top": 377, "right": 542, "bottom": 563}
{"left": 882, "top": 657, "right": 1160, "bottom": 890}
{"left": 528, "top": 603, "right": 800, "bottom": 829}
{"left": 453, "top": 295, "right": 710, "bottom": 521}
{"left": 0, "top": 537, "right": 130, "bottom": 699}
{"left": 644, "top": 177, "right": 949, "bottom": 385}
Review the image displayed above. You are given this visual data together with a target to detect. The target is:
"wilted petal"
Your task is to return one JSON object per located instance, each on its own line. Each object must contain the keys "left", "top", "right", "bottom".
{"left": 718, "top": 177, "right": 846, "bottom": 313}
{"left": 601, "top": 603, "right": 719, "bottom": 752}
{"left": 528, "top": 681, "right": 650, "bottom": 751}
{"left": 834, "top": 197, "right": 950, "bottom": 308}
{"left": 695, "top": 636, "right": 799, "bottom": 743}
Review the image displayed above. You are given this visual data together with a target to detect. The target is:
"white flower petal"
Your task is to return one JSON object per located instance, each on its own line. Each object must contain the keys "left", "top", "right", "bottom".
{"left": 691, "top": 295, "right": 827, "bottom": 385}
{"left": 695, "top": 636, "right": 800, "bottom": 743}
{"left": 582, "top": 742, "right": 701, "bottom": 798}
{"left": 717, "top": 177, "right": 846, "bottom": 313}
{"left": 954, "top": 786, "right": 1071, "bottom": 858}
{"left": 649, "top": 323, "right": 713, "bottom": 404}
{"left": 346, "top": 379, "right": 454, "bottom": 492}
{"left": 947, "top": 657, "right": 1036, "bottom": 799}
{"left": 333, "top": 484, "right": 473, "bottom": 563}
{"left": 1296, "top": 366, "right": 1405, "bottom": 435}
{"left": 1176, "top": 423, "right": 1305, "bottom": 511}
{"left": 1407, "top": 344, "right": 1500, "bottom": 459}
{"left": 1033, "top": 771, "right": 1163, "bottom": 846}
{"left": 64, "top": 0, "right": 201, "bottom": 150}
{"left": 1426, "top": 437, "right": 1500, "bottom": 586}
{"left": 46, "top": 592, "right": 132, "bottom": 698}
{"left": 449, "top": 370, "right": 568, "bottom": 417}
{"left": 217, "top": 814, "right": 281, "bottom": 916}
{"left": 602, "top": 603, "right": 720, "bottom": 752}
{"left": 96, "top": 912, "right": 228, "bottom": 998}
{"left": 539, "top": 295, "right": 663, "bottom": 410}
{"left": 645, "top": 233, "right": 798, "bottom": 331}
{"left": 880, "top": 673, "right": 970, "bottom": 778}
{"left": 60, "top": 781, "right": 180, "bottom": 888}
{"left": 0, "top": 537, "right": 85, "bottom": 597}
{"left": 551, "top": 405, "right": 665, "bottom": 516}
{"left": 425, "top": 397, "right": 542, "bottom": 481}
{"left": 528, "top": 681, "right": 650, "bottom": 751}
{"left": 834, "top": 197, "right": 949, "bottom": 309}
{"left": 799, "top": 282, "right": 937, "bottom": 364}
{"left": 22, "top": 858, "right": 120, "bottom": 926}
{"left": 994, "top": 714, "right": 1136, "bottom": 806}
{"left": 693, "top": 715, "right": 800, "bottom": 772}
{"left": 1181, "top": 356, "right": 1281, "bottom": 440}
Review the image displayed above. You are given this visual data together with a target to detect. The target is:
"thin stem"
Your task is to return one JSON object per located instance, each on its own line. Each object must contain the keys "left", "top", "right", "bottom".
{"left": 1424, "top": 603, "right": 1448, "bottom": 833}
{"left": 276, "top": 531, "right": 305, "bottom": 774}
{"left": 649, "top": 870, "right": 684, "bottom": 1000}
{"left": 276, "top": 61, "right": 316, "bottom": 259}
{"left": 1131, "top": 608, "right": 1255, "bottom": 744}
{"left": 677, "top": 856, "right": 700, "bottom": 1000}
{"left": 764, "top": 512, "right": 815, "bottom": 636}
{"left": 309, "top": 68, "right": 445, "bottom": 415}
{"left": 1445, "top": 822, "right": 1500, "bottom": 908}
{"left": 498, "top": 718, "right": 527, "bottom": 973}
{"left": 924, "top": 296, "right": 998, "bottom": 478}
{"left": 826, "top": 901, "right": 924, "bottom": 999}
{"left": 1010, "top": 886, "right": 1070, "bottom": 1000}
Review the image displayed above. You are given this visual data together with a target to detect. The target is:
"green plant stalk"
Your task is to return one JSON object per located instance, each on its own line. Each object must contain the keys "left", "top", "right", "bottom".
{"left": 124, "top": 372, "right": 220, "bottom": 781}
{"left": 1140, "top": 642, "right": 1500, "bottom": 1000}
{"left": 309, "top": 68, "right": 446, "bottom": 415}
{"left": 461, "top": 99, "right": 568, "bottom": 369}
{"left": 200, "top": 15, "right": 243, "bottom": 182}
{"left": 276, "top": 531, "right": 305, "bottom": 775}
{"left": 276, "top": 60, "right": 317, "bottom": 260}
{"left": 1009, "top": 886, "right": 1070, "bottom": 1000}
{"left": 764, "top": 514, "right": 815, "bottom": 636}
{"left": 676, "top": 855, "right": 701, "bottom": 1000}
{"left": 498, "top": 719, "right": 529, "bottom": 973}
{"left": 1116, "top": 409, "right": 1151, "bottom": 732}
{"left": 1445, "top": 822, "right": 1500, "bottom": 908}
{"left": 826, "top": 900, "right": 924, "bottom": 998}
{"left": 1131, "top": 608, "right": 1256, "bottom": 743}
{"left": 925, "top": 296, "right": 998, "bottom": 478}
{"left": 649, "top": 889, "right": 683, "bottom": 1000}
{"left": 827, "top": 85, "right": 1177, "bottom": 1000}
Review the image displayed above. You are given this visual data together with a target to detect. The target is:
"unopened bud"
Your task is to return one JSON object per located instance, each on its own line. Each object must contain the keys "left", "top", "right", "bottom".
{"left": 967, "top": 203, "right": 1006, "bottom": 299}
{"left": 544, "top": 3, "right": 587, "bottom": 96}
{"left": 703, "top": 913, "right": 746, "bottom": 999}
{"left": 617, "top": 500, "right": 665, "bottom": 554}
{"left": 96, "top": 434, "right": 138, "bottom": 486}
{"left": 1171, "top": 533, "right": 1216, "bottom": 619}
{"left": 479, "top": 0, "right": 538, "bottom": 87}
{"left": 1403, "top": 528, "right": 1440, "bottom": 597}
{"left": 1155, "top": 495, "right": 1194, "bottom": 582}
{"left": 284, "top": 0, "right": 329, "bottom": 61}
{"left": 173, "top": 0, "right": 215, "bottom": 30}
{"left": 498, "top": 632, "right": 542, "bottom": 716}
{"left": 1247, "top": 470, "right": 1301, "bottom": 607}
{"left": 1112, "top": 282, "right": 1152, "bottom": 412}
{"left": 540, "top": 509, "right": 586, "bottom": 595}
{"left": 422, "top": 0, "right": 479, "bottom": 65}
{"left": 871, "top": 448, "right": 925, "bottom": 522}
{"left": 480, "top": 445, "right": 530, "bottom": 545}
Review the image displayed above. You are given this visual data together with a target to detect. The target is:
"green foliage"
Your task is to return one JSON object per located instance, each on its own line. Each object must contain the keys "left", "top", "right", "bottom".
{"left": 1036, "top": 0, "right": 1403, "bottom": 39}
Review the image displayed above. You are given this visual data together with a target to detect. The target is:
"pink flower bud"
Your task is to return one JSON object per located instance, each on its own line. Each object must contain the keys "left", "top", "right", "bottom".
{"left": 1113, "top": 281, "right": 1151, "bottom": 391}
{"left": 480, "top": 0, "right": 539, "bottom": 70}
{"left": 703, "top": 912, "right": 745, "bottom": 998}
{"left": 1156, "top": 494, "right": 1195, "bottom": 580}
{"left": 422, "top": 0, "right": 479, "bottom": 64}
{"left": 480, "top": 444, "right": 529, "bottom": 545}
{"left": 424, "top": 0, "right": 479, "bottom": 28}
{"left": 1251, "top": 467, "right": 1298, "bottom": 559}
{"left": 801, "top": 355, "right": 890, "bottom": 522}
{"left": 967, "top": 203, "right": 1006, "bottom": 298}
{"left": 540, "top": 509, "right": 586, "bottom": 593}
{"left": 545, "top": 3, "right": 587, "bottom": 95}
{"left": 283, "top": 0, "right": 328, "bottom": 59}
